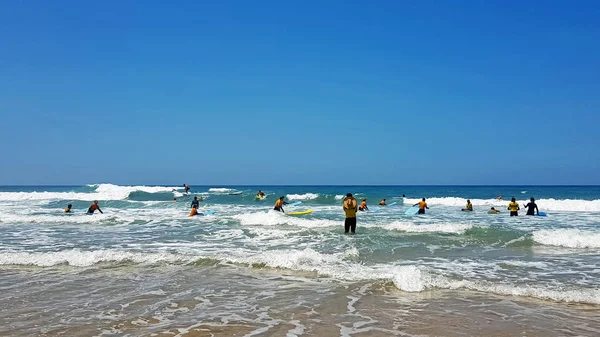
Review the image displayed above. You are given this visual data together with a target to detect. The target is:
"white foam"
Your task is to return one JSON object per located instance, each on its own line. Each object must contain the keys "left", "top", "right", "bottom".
{"left": 384, "top": 221, "right": 473, "bottom": 234}
{"left": 335, "top": 195, "right": 344, "bottom": 200}
{"left": 286, "top": 193, "right": 319, "bottom": 200}
{"left": 0, "top": 249, "right": 195, "bottom": 267}
{"left": 232, "top": 211, "right": 340, "bottom": 228}
{"left": 402, "top": 197, "right": 600, "bottom": 212}
{"left": 0, "top": 183, "right": 178, "bottom": 201}
{"left": 533, "top": 229, "right": 600, "bottom": 249}
{"left": 208, "top": 188, "right": 234, "bottom": 192}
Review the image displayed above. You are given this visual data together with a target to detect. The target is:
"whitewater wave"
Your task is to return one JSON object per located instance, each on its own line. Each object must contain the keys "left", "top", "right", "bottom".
{"left": 384, "top": 221, "right": 473, "bottom": 234}
{"left": 0, "top": 184, "right": 179, "bottom": 201}
{"left": 2, "top": 247, "right": 598, "bottom": 304}
{"left": 208, "top": 188, "right": 235, "bottom": 193}
{"left": 232, "top": 211, "right": 340, "bottom": 228}
{"left": 403, "top": 197, "right": 600, "bottom": 212}
{"left": 287, "top": 193, "right": 319, "bottom": 200}
{"left": 533, "top": 229, "right": 600, "bottom": 249}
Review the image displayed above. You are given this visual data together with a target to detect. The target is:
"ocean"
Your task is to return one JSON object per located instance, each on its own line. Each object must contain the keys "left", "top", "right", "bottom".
{"left": 1, "top": 184, "right": 599, "bottom": 336}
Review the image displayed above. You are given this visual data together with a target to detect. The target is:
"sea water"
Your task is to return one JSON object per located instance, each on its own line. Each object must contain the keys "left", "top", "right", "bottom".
{"left": 1, "top": 184, "right": 599, "bottom": 336}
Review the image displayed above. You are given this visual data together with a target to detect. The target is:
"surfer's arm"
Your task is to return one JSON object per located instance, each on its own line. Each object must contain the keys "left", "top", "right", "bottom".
{"left": 98, "top": 208, "right": 103, "bottom": 214}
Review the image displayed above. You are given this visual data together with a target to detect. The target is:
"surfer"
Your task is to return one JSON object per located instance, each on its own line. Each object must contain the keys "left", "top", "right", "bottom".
{"left": 183, "top": 184, "right": 190, "bottom": 194}
{"left": 64, "top": 204, "right": 72, "bottom": 213}
{"left": 274, "top": 196, "right": 288, "bottom": 213}
{"left": 379, "top": 199, "right": 387, "bottom": 206}
{"left": 256, "top": 190, "right": 266, "bottom": 198}
{"left": 462, "top": 200, "right": 473, "bottom": 211}
{"left": 359, "top": 199, "right": 369, "bottom": 211}
{"left": 413, "top": 198, "right": 429, "bottom": 214}
{"left": 497, "top": 195, "right": 503, "bottom": 200}
{"left": 524, "top": 197, "right": 539, "bottom": 216}
{"left": 343, "top": 193, "right": 358, "bottom": 234}
{"left": 173, "top": 198, "right": 177, "bottom": 202}
{"left": 87, "top": 200, "right": 103, "bottom": 214}
{"left": 191, "top": 196, "right": 200, "bottom": 209}
{"left": 507, "top": 197, "right": 520, "bottom": 216}
{"left": 488, "top": 207, "right": 501, "bottom": 214}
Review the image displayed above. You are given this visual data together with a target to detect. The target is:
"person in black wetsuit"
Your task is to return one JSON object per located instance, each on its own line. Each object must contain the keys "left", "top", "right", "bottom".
{"left": 524, "top": 197, "right": 539, "bottom": 216}
{"left": 191, "top": 196, "right": 199, "bottom": 209}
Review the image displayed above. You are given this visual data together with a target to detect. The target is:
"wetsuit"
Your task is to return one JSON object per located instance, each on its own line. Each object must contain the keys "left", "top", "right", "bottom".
{"left": 507, "top": 202, "right": 520, "bottom": 216}
{"left": 418, "top": 201, "right": 428, "bottom": 214}
{"left": 359, "top": 201, "right": 368, "bottom": 211}
{"left": 524, "top": 202, "right": 538, "bottom": 216}
{"left": 87, "top": 203, "right": 102, "bottom": 214}
{"left": 191, "top": 199, "right": 199, "bottom": 209}
{"left": 274, "top": 199, "right": 287, "bottom": 212}
{"left": 343, "top": 197, "right": 358, "bottom": 234}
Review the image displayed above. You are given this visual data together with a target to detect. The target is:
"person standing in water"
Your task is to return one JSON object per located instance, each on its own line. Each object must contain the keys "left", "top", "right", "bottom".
{"left": 359, "top": 199, "right": 369, "bottom": 211}
{"left": 507, "top": 197, "right": 520, "bottom": 216}
{"left": 379, "top": 199, "right": 387, "bottom": 206}
{"left": 87, "top": 200, "right": 103, "bottom": 214}
{"left": 274, "top": 196, "right": 288, "bottom": 213}
{"left": 64, "top": 204, "right": 73, "bottom": 213}
{"left": 462, "top": 200, "right": 473, "bottom": 211}
{"left": 183, "top": 184, "right": 190, "bottom": 194}
{"left": 343, "top": 193, "right": 358, "bottom": 234}
{"left": 414, "top": 198, "right": 429, "bottom": 214}
{"left": 524, "top": 197, "right": 539, "bottom": 216}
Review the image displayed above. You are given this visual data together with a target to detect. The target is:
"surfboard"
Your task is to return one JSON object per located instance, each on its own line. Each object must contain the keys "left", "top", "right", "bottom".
{"left": 199, "top": 210, "right": 216, "bottom": 216}
{"left": 289, "top": 201, "right": 302, "bottom": 207}
{"left": 536, "top": 212, "right": 547, "bottom": 217}
{"left": 255, "top": 195, "right": 266, "bottom": 200}
{"left": 404, "top": 206, "right": 419, "bottom": 215}
{"left": 228, "top": 192, "right": 242, "bottom": 196}
{"left": 287, "top": 210, "right": 313, "bottom": 215}
{"left": 388, "top": 202, "right": 397, "bottom": 207}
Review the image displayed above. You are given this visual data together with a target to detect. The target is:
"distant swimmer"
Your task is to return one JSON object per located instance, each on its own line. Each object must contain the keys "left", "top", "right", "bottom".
{"left": 497, "top": 195, "right": 503, "bottom": 200}
{"left": 274, "top": 196, "right": 288, "bottom": 213}
{"left": 462, "top": 200, "right": 473, "bottom": 211}
{"left": 507, "top": 197, "right": 520, "bottom": 216}
{"left": 524, "top": 197, "right": 539, "bottom": 216}
{"left": 257, "top": 190, "right": 266, "bottom": 197}
{"left": 402, "top": 194, "right": 406, "bottom": 198}
{"left": 64, "top": 204, "right": 72, "bottom": 213}
{"left": 379, "top": 199, "right": 387, "bottom": 206}
{"left": 488, "top": 207, "right": 501, "bottom": 214}
{"left": 413, "top": 198, "right": 429, "bottom": 214}
{"left": 173, "top": 198, "right": 177, "bottom": 202}
{"left": 87, "top": 200, "right": 103, "bottom": 214}
{"left": 359, "top": 199, "right": 369, "bottom": 211}
{"left": 343, "top": 193, "right": 358, "bottom": 234}
{"left": 183, "top": 184, "right": 190, "bottom": 194}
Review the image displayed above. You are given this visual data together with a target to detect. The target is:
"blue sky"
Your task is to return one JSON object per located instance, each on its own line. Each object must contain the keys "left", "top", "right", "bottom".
{"left": 1, "top": 0, "right": 599, "bottom": 185}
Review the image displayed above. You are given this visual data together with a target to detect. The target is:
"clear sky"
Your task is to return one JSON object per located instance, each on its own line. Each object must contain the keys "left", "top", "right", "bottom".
{"left": 1, "top": 0, "right": 599, "bottom": 185}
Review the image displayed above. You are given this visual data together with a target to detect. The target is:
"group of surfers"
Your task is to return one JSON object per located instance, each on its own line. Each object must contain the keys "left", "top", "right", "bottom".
{"left": 462, "top": 196, "right": 540, "bottom": 216}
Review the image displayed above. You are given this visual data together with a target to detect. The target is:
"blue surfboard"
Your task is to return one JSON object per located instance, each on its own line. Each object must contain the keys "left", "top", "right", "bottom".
{"left": 404, "top": 206, "right": 419, "bottom": 215}
{"left": 289, "top": 201, "right": 302, "bottom": 207}
{"left": 388, "top": 202, "right": 397, "bottom": 207}
{"left": 200, "top": 210, "right": 216, "bottom": 216}
{"left": 536, "top": 212, "right": 547, "bottom": 217}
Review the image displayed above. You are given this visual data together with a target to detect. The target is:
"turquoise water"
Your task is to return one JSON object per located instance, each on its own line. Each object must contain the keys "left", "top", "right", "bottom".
{"left": 1, "top": 184, "right": 599, "bottom": 335}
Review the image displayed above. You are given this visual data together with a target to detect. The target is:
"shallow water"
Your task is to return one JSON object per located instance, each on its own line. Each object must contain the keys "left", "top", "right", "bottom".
{"left": 1, "top": 184, "right": 599, "bottom": 336}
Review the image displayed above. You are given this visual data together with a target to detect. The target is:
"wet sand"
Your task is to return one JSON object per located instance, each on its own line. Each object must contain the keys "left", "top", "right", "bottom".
{"left": 1, "top": 264, "right": 599, "bottom": 336}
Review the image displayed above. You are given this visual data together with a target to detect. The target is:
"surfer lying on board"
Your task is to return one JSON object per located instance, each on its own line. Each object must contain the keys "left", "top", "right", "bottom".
{"left": 87, "top": 200, "right": 103, "bottom": 214}
{"left": 379, "top": 199, "right": 387, "bottom": 206}
{"left": 257, "top": 190, "right": 265, "bottom": 197}
{"left": 274, "top": 197, "right": 288, "bottom": 212}
{"left": 488, "top": 207, "right": 501, "bottom": 214}
{"left": 359, "top": 199, "right": 369, "bottom": 211}
{"left": 413, "top": 198, "right": 429, "bottom": 214}
{"left": 462, "top": 200, "right": 473, "bottom": 211}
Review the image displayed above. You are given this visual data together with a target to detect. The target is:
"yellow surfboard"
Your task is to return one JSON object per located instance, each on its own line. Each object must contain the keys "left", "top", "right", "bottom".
{"left": 287, "top": 210, "right": 313, "bottom": 215}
